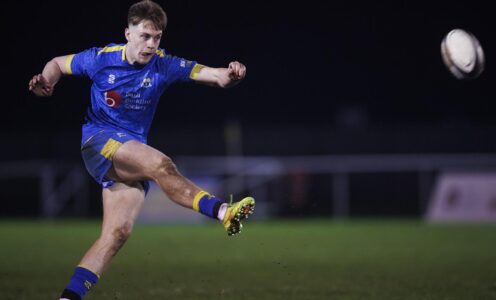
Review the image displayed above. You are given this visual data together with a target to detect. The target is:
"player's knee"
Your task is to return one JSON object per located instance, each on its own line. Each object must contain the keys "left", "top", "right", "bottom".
{"left": 111, "top": 223, "right": 133, "bottom": 247}
{"left": 154, "top": 155, "right": 179, "bottom": 177}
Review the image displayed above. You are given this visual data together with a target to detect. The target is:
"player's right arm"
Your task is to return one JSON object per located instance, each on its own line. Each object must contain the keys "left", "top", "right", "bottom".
{"left": 28, "top": 55, "right": 72, "bottom": 97}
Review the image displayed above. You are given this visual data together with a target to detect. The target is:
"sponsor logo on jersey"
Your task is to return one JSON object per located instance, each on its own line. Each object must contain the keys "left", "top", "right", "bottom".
{"left": 180, "top": 59, "right": 193, "bottom": 68}
{"left": 108, "top": 74, "right": 116, "bottom": 84}
{"left": 104, "top": 90, "right": 122, "bottom": 108}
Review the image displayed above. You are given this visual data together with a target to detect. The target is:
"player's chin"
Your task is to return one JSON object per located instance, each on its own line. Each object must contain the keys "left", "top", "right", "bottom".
{"left": 137, "top": 54, "right": 153, "bottom": 64}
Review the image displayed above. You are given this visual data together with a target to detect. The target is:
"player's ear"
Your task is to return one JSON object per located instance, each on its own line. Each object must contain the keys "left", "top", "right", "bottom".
{"left": 125, "top": 27, "right": 130, "bottom": 42}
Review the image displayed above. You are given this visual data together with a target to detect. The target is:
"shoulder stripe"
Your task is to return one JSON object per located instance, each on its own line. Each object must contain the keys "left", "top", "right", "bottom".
{"left": 97, "top": 45, "right": 126, "bottom": 57}
{"left": 155, "top": 49, "right": 165, "bottom": 58}
{"left": 65, "top": 54, "right": 75, "bottom": 74}
{"left": 122, "top": 46, "right": 126, "bottom": 61}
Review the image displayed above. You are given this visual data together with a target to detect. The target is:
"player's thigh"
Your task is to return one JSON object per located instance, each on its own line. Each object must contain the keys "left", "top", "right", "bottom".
{"left": 101, "top": 181, "right": 145, "bottom": 236}
{"left": 109, "top": 140, "right": 168, "bottom": 182}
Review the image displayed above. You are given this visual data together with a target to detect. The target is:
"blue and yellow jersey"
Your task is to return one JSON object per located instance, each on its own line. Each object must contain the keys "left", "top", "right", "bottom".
{"left": 67, "top": 43, "right": 201, "bottom": 144}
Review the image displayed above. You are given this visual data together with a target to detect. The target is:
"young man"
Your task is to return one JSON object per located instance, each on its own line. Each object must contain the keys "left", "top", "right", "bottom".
{"left": 28, "top": 1, "right": 255, "bottom": 299}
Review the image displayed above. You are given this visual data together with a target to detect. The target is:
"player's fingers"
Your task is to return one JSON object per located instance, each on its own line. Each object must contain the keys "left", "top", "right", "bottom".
{"left": 229, "top": 62, "right": 241, "bottom": 79}
{"left": 229, "top": 61, "right": 240, "bottom": 72}
{"left": 37, "top": 74, "right": 47, "bottom": 86}
{"left": 238, "top": 64, "right": 246, "bottom": 79}
{"left": 31, "top": 75, "right": 40, "bottom": 84}
{"left": 43, "top": 85, "right": 54, "bottom": 93}
{"left": 42, "top": 86, "right": 53, "bottom": 96}
{"left": 234, "top": 62, "right": 245, "bottom": 75}
{"left": 227, "top": 66, "right": 236, "bottom": 79}
{"left": 29, "top": 78, "right": 38, "bottom": 90}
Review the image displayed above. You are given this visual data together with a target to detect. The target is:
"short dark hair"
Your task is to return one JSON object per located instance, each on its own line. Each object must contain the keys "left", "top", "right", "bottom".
{"left": 128, "top": 0, "right": 167, "bottom": 31}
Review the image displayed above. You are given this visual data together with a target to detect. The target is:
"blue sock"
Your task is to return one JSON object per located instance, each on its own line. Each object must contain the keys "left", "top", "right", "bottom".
{"left": 192, "top": 191, "right": 222, "bottom": 219}
{"left": 61, "top": 266, "right": 99, "bottom": 299}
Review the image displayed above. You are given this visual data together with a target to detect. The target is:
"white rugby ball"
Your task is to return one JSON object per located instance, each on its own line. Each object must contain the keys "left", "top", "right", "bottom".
{"left": 441, "top": 29, "right": 485, "bottom": 79}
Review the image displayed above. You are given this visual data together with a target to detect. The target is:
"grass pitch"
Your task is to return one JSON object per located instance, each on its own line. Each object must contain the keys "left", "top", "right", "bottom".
{"left": 1, "top": 219, "right": 496, "bottom": 300}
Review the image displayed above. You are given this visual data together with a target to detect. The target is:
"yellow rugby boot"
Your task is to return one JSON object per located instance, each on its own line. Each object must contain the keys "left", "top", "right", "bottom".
{"left": 222, "top": 197, "right": 255, "bottom": 236}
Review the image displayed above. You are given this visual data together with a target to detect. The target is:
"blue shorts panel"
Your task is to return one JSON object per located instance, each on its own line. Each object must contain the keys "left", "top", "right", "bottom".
{"left": 81, "top": 128, "right": 150, "bottom": 194}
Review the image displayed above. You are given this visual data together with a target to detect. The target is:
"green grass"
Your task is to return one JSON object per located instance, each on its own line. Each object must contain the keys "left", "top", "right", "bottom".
{"left": 1, "top": 219, "right": 496, "bottom": 300}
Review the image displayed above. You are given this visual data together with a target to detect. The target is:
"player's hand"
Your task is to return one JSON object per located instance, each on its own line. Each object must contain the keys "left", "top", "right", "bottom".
{"left": 28, "top": 74, "right": 54, "bottom": 97}
{"left": 227, "top": 61, "right": 246, "bottom": 81}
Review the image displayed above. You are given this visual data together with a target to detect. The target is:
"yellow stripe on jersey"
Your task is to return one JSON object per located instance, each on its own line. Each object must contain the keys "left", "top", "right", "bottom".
{"left": 192, "top": 191, "right": 210, "bottom": 212}
{"left": 122, "top": 46, "right": 126, "bottom": 61}
{"left": 100, "top": 138, "right": 122, "bottom": 160}
{"left": 65, "top": 54, "right": 75, "bottom": 74}
{"left": 97, "top": 45, "right": 126, "bottom": 56}
{"left": 189, "top": 64, "right": 204, "bottom": 80}
{"left": 155, "top": 49, "right": 165, "bottom": 58}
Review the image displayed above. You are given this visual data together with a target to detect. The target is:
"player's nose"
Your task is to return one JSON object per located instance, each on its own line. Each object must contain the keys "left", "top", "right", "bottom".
{"left": 146, "top": 40, "right": 157, "bottom": 49}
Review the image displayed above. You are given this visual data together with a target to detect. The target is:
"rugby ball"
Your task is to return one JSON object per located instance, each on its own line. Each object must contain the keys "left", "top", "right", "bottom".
{"left": 441, "top": 29, "right": 485, "bottom": 79}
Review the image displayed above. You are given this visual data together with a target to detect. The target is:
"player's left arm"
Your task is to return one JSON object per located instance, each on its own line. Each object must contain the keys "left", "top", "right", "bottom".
{"left": 29, "top": 55, "right": 73, "bottom": 97}
{"left": 192, "top": 61, "right": 246, "bottom": 88}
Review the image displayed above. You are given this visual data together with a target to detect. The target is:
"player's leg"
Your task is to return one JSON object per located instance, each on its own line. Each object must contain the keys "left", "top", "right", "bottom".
{"left": 107, "top": 140, "right": 255, "bottom": 235}
{"left": 60, "top": 181, "right": 145, "bottom": 300}
{"left": 79, "top": 181, "right": 145, "bottom": 274}
{"left": 107, "top": 140, "right": 199, "bottom": 208}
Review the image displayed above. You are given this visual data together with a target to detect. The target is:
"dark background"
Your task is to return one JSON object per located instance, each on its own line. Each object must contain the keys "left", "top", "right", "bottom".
{"left": 1, "top": 0, "right": 495, "bottom": 217}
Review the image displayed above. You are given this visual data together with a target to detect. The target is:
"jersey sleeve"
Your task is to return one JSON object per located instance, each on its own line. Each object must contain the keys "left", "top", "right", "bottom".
{"left": 159, "top": 54, "right": 198, "bottom": 84}
{"left": 66, "top": 47, "right": 100, "bottom": 77}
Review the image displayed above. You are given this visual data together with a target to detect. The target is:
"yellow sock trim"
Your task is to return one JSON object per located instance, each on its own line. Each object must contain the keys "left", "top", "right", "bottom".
{"left": 192, "top": 191, "right": 210, "bottom": 212}
{"left": 77, "top": 265, "right": 101, "bottom": 279}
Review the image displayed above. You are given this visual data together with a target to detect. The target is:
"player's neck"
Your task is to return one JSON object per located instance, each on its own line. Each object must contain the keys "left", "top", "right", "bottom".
{"left": 124, "top": 44, "right": 145, "bottom": 67}
{"left": 124, "top": 44, "right": 135, "bottom": 65}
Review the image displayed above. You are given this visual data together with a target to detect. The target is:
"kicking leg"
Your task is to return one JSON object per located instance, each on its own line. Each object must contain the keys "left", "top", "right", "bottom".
{"left": 107, "top": 140, "right": 199, "bottom": 208}
{"left": 108, "top": 140, "right": 255, "bottom": 235}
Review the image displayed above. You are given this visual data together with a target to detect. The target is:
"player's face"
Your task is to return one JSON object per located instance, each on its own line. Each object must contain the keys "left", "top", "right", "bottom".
{"left": 125, "top": 20, "right": 163, "bottom": 65}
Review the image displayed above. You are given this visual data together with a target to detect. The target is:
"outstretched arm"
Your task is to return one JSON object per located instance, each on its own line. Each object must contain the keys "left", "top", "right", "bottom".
{"left": 28, "top": 55, "right": 72, "bottom": 97}
{"left": 192, "top": 61, "right": 246, "bottom": 88}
